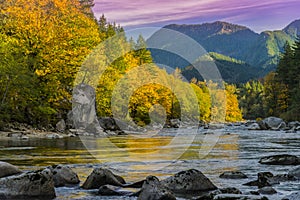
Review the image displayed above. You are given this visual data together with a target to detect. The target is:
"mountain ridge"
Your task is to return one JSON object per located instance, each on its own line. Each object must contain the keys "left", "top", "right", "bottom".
{"left": 148, "top": 19, "right": 300, "bottom": 83}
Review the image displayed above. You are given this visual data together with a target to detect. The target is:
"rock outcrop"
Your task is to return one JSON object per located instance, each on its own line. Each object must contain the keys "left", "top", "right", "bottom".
{"left": 69, "top": 83, "right": 103, "bottom": 135}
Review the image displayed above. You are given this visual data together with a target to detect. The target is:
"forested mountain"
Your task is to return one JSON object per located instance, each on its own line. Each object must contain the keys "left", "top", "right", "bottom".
{"left": 148, "top": 20, "right": 299, "bottom": 82}
{"left": 182, "top": 53, "right": 260, "bottom": 83}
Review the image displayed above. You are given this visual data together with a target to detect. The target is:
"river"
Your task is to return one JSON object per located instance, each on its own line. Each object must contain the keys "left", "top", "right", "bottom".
{"left": 0, "top": 126, "right": 299, "bottom": 199}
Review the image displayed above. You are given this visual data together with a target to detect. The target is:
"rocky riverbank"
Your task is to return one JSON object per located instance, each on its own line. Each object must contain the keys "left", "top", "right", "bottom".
{"left": 1, "top": 154, "right": 299, "bottom": 200}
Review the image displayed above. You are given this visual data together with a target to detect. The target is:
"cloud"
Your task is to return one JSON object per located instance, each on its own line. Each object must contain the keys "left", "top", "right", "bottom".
{"left": 93, "top": 0, "right": 300, "bottom": 32}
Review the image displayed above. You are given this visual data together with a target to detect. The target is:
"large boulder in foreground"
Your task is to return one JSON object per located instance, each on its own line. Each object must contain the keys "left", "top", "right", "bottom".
{"left": 161, "top": 169, "right": 217, "bottom": 194}
{"left": 259, "top": 154, "right": 300, "bottom": 165}
{"left": 0, "top": 168, "right": 55, "bottom": 199}
{"left": 138, "top": 176, "right": 176, "bottom": 200}
{"left": 48, "top": 165, "right": 80, "bottom": 187}
{"left": 259, "top": 117, "right": 286, "bottom": 130}
{"left": 82, "top": 168, "right": 126, "bottom": 189}
{"left": 0, "top": 161, "right": 21, "bottom": 178}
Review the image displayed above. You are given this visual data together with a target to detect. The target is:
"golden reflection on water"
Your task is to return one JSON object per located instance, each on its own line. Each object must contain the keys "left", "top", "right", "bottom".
{"left": 0, "top": 132, "right": 240, "bottom": 182}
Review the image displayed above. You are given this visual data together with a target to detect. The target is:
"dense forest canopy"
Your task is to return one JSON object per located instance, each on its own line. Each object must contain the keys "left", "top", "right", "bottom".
{"left": 4, "top": 0, "right": 300, "bottom": 130}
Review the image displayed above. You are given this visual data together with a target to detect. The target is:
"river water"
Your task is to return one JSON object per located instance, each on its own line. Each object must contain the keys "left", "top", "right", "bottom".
{"left": 0, "top": 126, "right": 299, "bottom": 199}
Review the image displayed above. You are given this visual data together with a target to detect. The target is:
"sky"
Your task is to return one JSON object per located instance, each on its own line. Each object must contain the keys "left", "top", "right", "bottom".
{"left": 93, "top": 0, "right": 300, "bottom": 33}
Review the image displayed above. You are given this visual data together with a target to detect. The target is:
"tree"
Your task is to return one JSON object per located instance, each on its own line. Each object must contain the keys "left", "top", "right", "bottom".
{"left": 0, "top": 0, "right": 101, "bottom": 126}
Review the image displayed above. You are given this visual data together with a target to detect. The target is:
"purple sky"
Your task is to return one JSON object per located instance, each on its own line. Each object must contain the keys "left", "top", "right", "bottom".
{"left": 93, "top": 0, "right": 300, "bottom": 33}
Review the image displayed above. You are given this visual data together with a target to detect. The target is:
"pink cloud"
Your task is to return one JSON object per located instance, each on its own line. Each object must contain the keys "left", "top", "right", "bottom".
{"left": 93, "top": 0, "right": 300, "bottom": 32}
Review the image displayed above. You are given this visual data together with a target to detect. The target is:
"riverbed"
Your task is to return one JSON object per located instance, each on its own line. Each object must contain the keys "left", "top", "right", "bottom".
{"left": 0, "top": 126, "right": 299, "bottom": 199}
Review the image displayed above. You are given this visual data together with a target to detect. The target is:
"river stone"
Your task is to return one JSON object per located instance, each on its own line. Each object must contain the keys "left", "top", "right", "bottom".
{"left": 219, "top": 171, "right": 248, "bottom": 179}
{"left": 0, "top": 161, "right": 22, "bottom": 178}
{"left": 161, "top": 169, "right": 217, "bottom": 194}
{"left": 98, "top": 117, "right": 125, "bottom": 135}
{"left": 48, "top": 165, "right": 79, "bottom": 187}
{"left": 259, "top": 154, "right": 300, "bottom": 165}
{"left": 244, "top": 172, "right": 280, "bottom": 188}
{"left": 213, "top": 194, "right": 268, "bottom": 200}
{"left": 56, "top": 119, "right": 66, "bottom": 132}
{"left": 257, "top": 186, "right": 277, "bottom": 195}
{"left": 0, "top": 168, "right": 55, "bottom": 199}
{"left": 82, "top": 168, "right": 126, "bottom": 189}
{"left": 69, "top": 83, "right": 103, "bottom": 134}
{"left": 260, "top": 117, "right": 286, "bottom": 130}
{"left": 288, "top": 166, "right": 300, "bottom": 179}
{"left": 138, "top": 176, "right": 176, "bottom": 200}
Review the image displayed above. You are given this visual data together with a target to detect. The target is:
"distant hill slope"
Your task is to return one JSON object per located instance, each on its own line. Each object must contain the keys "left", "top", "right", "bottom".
{"left": 147, "top": 20, "right": 299, "bottom": 82}
{"left": 182, "top": 53, "right": 260, "bottom": 83}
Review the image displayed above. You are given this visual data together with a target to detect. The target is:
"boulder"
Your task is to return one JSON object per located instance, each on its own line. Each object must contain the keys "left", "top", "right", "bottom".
{"left": 0, "top": 168, "right": 55, "bottom": 199}
{"left": 56, "top": 119, "right": 66, "bottom": 132}
{"left": 138, "top": 176, "right": 176, "bottom": 200}
{"left": 259, "top": 117, "right": 286, "bottom": 130}
{"left": 161, "top": 169, "right": 217, "bottom": 195}
{"left": 0, "top": 162, "right": 21, "bottom": 178}
{"left": 219, "top": 171, "right": 248, "bottom": 179}
{"left": 259, "top": 154, "right": 300, "bottom": 165}
{"left": 82, "top": 168, "right": 126, "bottom": 189}
{"left": 69, "top": 83, "right": 103, "bottom": 134}
{"left": 48, "top": 165, "right": 79, "bottom": 187}
{"left": 98, "top": 117, "right": 125, "bottom": 134}
{"left": 288, "top": 166, "right": 300, "bottom": 179}
{"left": 244, "top": 172, "right": 278, "bottom": 188}
{"left": 257, "top": 186, "right": 277, "bottom": 195}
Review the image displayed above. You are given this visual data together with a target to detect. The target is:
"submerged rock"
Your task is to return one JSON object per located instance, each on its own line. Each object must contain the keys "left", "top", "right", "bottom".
{"left": 82, "top": 168, "right": 126, "bottom": 189}
{"left": 138, "top": 176, "right": 176, "bottom": 200}
{"left": 0, "top": 168, "right": 55, "bottom": 199}
{"left": 282, "top": 192, "right": 300, "bottom": 200}
{"left": 219, "top": 171, "right": 248, "bottom": 179}
{"left": 0, "top": 161, "right": 21, "bottom": 178}
{"left": 48, "top": 165, "right": 79, "bottom": 187}
{"left": 259, "top": 154, "right": 300, "bottom": 165}
{"left": 213, "top": 194, "right": 268, "bottom": 200}
{"left": 257, "top": 186, "right": 277, "bottom": 195}
{"left": 161, "top": 169, "right": 217, "bottom": 195}
{"left": 98, "top": 185, "right": 133, "bottom": 196}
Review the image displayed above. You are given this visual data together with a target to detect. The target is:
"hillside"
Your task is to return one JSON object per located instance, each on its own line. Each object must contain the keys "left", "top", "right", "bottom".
{"left": 182, "top": 53, "right": 260, "bottom": 83}
{"left": 147, "top": 20, "right": 300, "bottom": 82}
